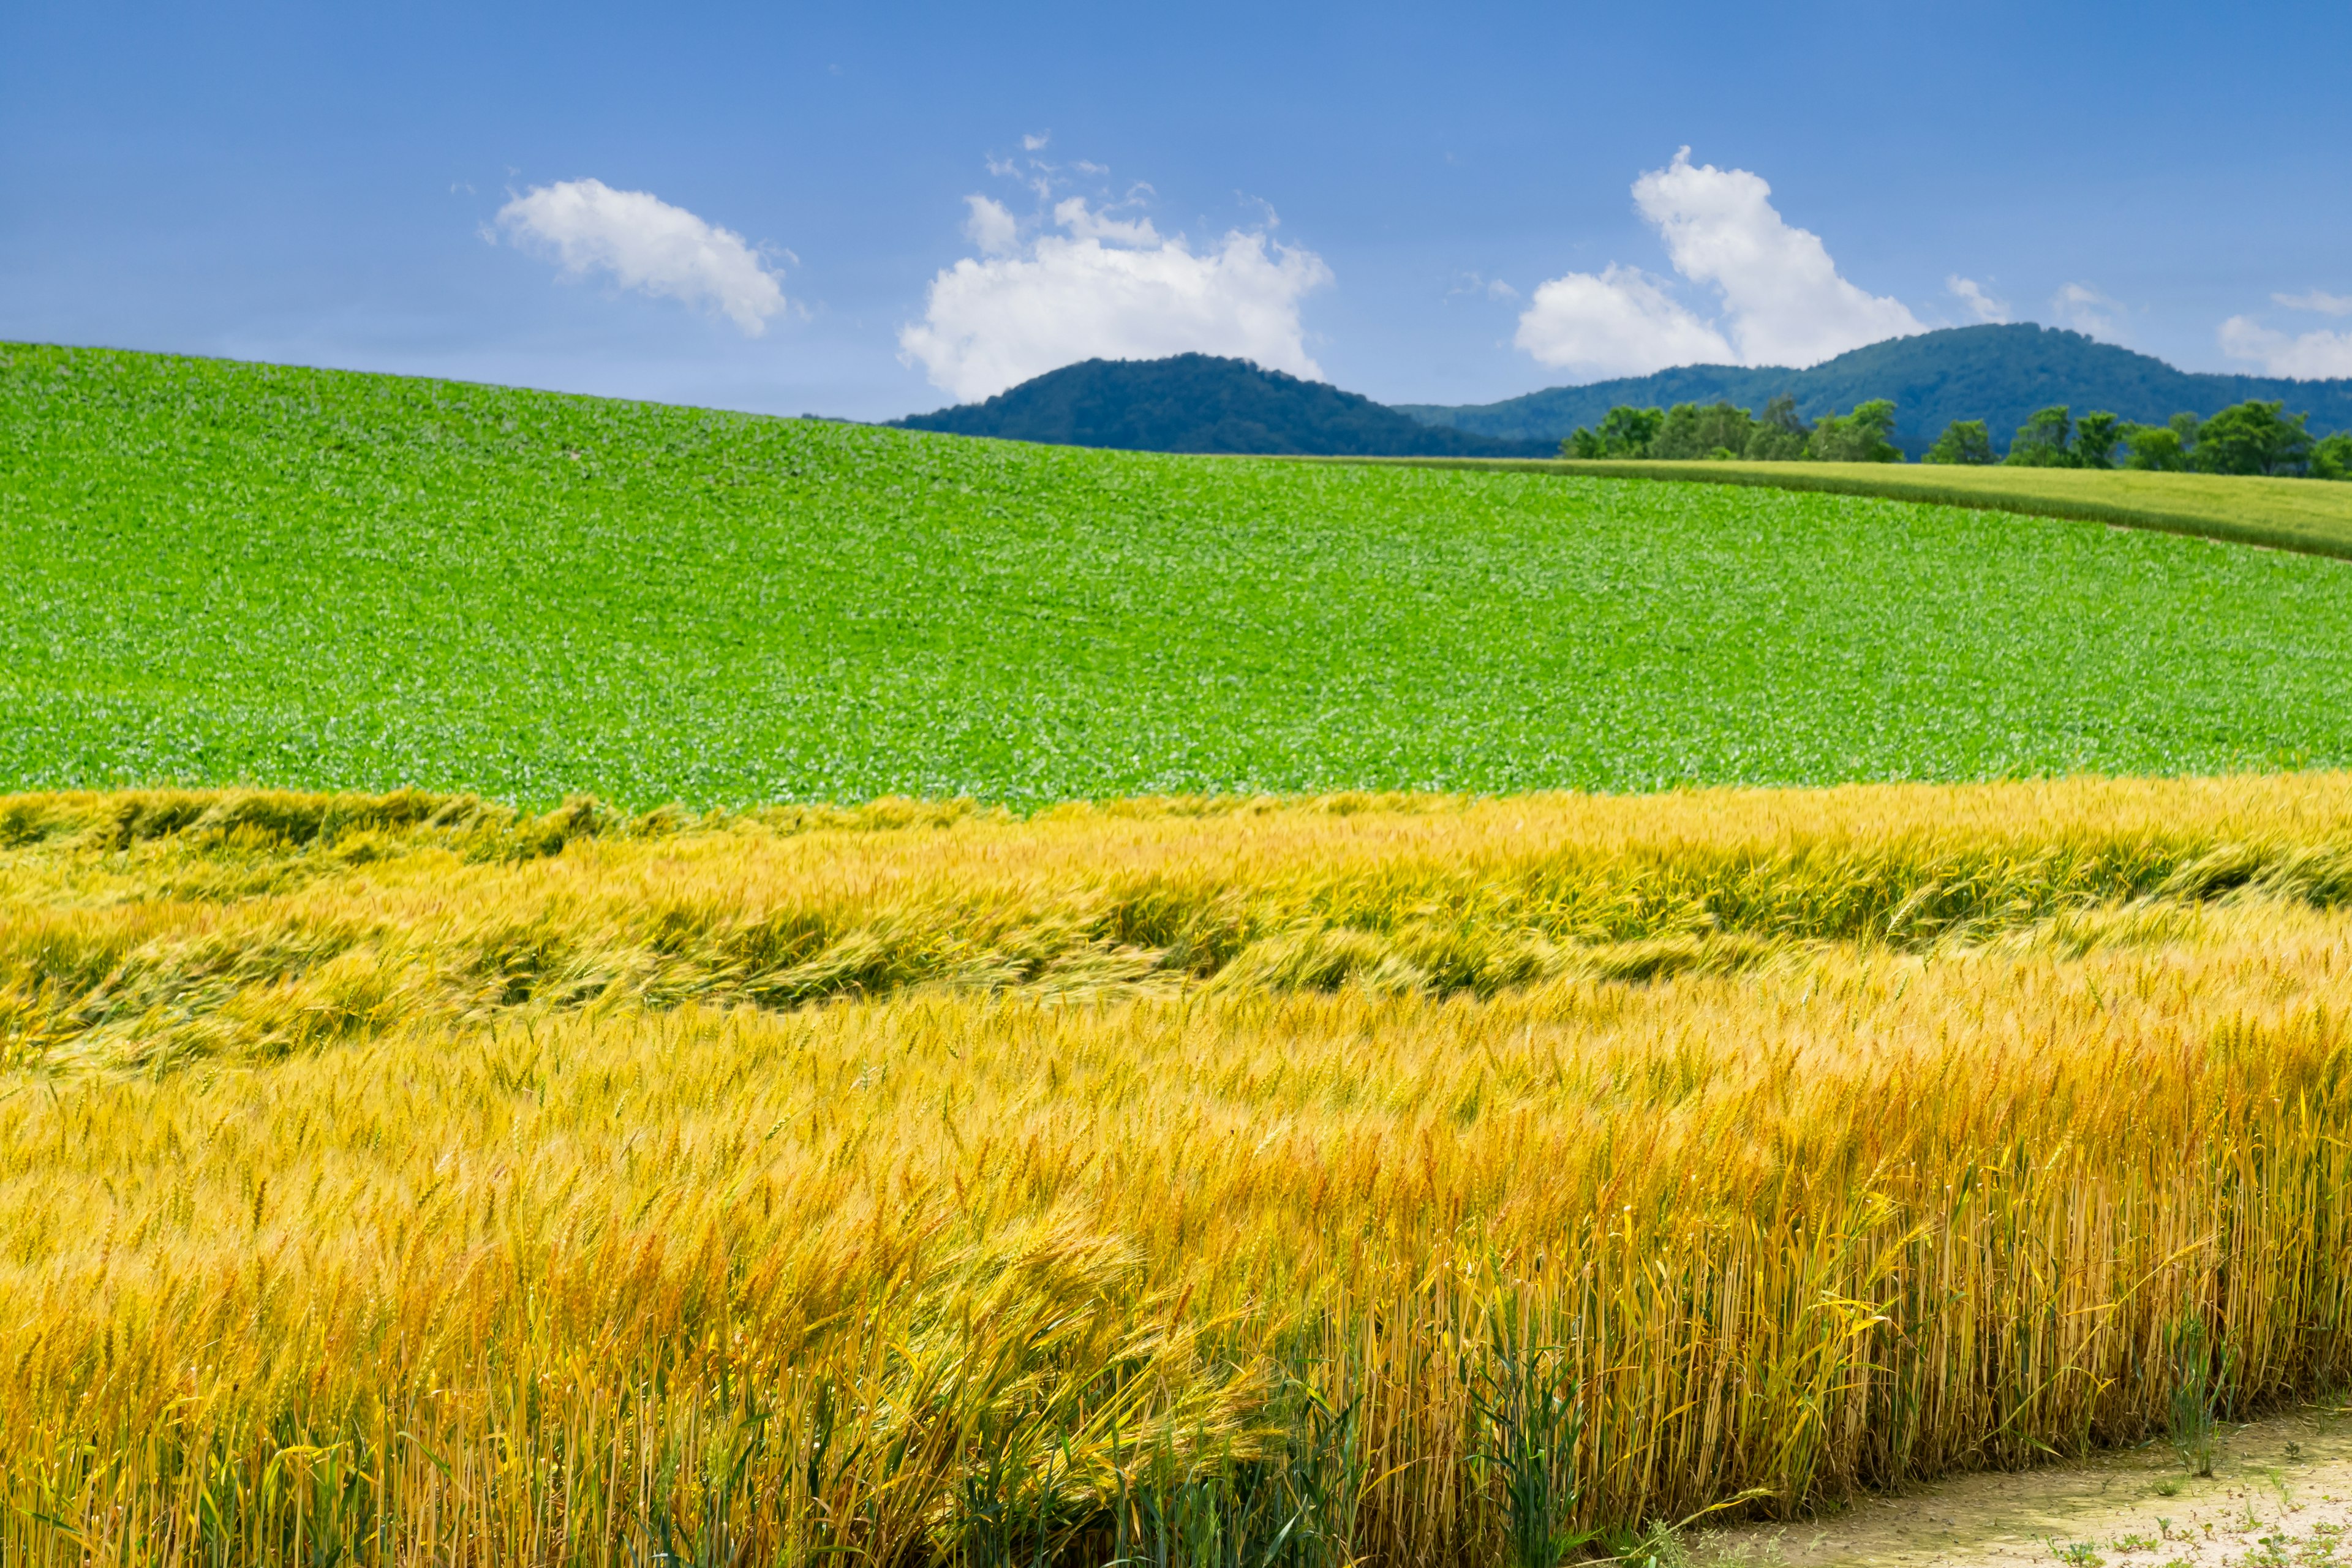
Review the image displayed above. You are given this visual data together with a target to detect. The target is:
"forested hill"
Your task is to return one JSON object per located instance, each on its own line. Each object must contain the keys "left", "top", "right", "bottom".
{"left": 1396, "top": 325, "right": 2352, "bottom": 455}
{"left": 893, "top": 355, "right": 1555, "bottom": 457}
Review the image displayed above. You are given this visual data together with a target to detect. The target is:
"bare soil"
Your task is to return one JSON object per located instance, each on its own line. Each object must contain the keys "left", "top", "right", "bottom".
{"left": 1694, "top": 1408, "right": 2352, "bottom": 1568}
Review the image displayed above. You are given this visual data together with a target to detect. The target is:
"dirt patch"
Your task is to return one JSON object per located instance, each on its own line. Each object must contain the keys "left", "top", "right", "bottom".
{"left": 1695, "top": 1408, "right": 2352, "bottom": 1568}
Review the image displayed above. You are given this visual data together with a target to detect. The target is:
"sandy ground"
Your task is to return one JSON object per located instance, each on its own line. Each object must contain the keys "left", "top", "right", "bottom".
{"left": 1692, "top": 1408, "right": 2352, "bottom": 1568}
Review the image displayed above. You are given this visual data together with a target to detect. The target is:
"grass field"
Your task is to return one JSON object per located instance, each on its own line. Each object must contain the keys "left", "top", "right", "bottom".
{"left": 1358, "top": 456, "right": 2352, "bottom": 560}
{"left": 9, "top": 342, "right": 2352, "bottom": 807}
{"left": 6, "top": 775, "right": 2352, "bottom": 1565}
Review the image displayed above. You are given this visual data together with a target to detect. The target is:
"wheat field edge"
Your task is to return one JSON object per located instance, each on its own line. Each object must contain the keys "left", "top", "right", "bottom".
{"left": 5, "top": 774, "right": 2352, "bottom": 1567}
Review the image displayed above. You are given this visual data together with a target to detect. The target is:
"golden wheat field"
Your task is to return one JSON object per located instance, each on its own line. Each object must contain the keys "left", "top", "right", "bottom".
{"left": 6, "top": 776, "right": 2352, "bottom": 1567}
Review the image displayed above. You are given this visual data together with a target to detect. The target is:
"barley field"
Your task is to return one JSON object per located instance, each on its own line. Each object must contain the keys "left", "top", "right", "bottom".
{"left": 5, "top": 775, "right": 2351, "bottom": 1566}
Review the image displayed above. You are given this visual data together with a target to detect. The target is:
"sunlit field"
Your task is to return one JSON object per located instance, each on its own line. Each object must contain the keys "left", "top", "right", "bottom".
{"left": 1366, "top": 456, "right": 2352, "bottom": 560}
{"left": 9, "top": 343, "right": 2352, "bottom": 809}
{"left": 6, "top": 776, "right": 2350, "bottom": 1566}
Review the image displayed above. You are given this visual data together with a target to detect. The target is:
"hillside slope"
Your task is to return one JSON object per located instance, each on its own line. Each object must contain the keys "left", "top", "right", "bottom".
{"left": 894, "top": 353, "right": 1554, "bottom": 456}
{"left": 1398, "top": 325, "right": 2352, "bottom": 453}
{"left": 8, "top": 342, "right": 2352, "bottom": 807}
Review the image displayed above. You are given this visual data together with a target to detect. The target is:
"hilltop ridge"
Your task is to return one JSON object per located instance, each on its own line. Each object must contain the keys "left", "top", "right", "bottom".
{"left": 891, "top": 329, "right": 2352, "bottom": 461}
{"left": 1396, "top": 325, "right": 2352, "bottom": 455}
{"left": 892, "top": 353, "right": 1555, "bottom": 458}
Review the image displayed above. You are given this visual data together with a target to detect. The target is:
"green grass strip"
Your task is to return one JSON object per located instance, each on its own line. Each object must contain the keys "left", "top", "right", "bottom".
{"left": 1308, "top": 456, "right": 2352, "bottom": 560}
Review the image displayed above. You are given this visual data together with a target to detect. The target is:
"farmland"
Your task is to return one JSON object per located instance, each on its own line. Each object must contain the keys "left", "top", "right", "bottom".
{"left": 11, "top": 343, "right": 2352, "bottom": 1567}
{"left": 1365, "top": 455, "right": 2352, "bottom": 560}
{"left": 6, "top": 775, "right": 2352, "bottom": 1564}
{"left": 9, "top": 342, "right": 2352, "bottom": 808}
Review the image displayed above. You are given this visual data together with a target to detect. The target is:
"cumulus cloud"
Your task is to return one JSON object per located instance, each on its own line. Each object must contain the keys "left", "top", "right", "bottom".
{"left": 1947, "top": 275, "right": 2010, "bottom": 324}
{"left": 1632, "top": 152, "right": 1923, "bottom": 364}
{"left": 963, "top": 195, "right": 1019, "bottom": 258}
{"left": 2218, "top": 315, "right": 2352, "bottom": 379}
{"left": 2050, "top": 282, "right": 2128, "bottom": 343}
{"left": 1514, "top": 149, "right": 1920, "bottom": 379}
{"left": 900, "top": 186, "right": 1332, "bottom": 402}
{"left": 497, "top": 178, "right": 785, "bottom": 335}
{"left": 2275, "top": 289, "right": 2352, "bottom": 317}
{"left": 1514, "top": 265, "right": 1731, "bottom": 375}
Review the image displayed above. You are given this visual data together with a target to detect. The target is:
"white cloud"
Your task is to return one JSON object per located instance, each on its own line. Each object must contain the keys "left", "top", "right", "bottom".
{"left": 1947, "top": 275, "right": 2010, "bottom": 324}
{"left": 1022, "top": 132, "right": 1051, "bottom": 152}
{"left": 900, "top": 190, "right": 1332, "bottom": 402}
{"left": 1515, "top": 149, "right": 1919, "bottom": 379}
{"left": 1515, "top": 265, "right": 1732, "bottom": 377}
{"left": 1632, "top": 151, "right": 1922, "bottom": 366}
{"left": 1449, "top": 272, "right": 1520, "bottom": 303}
{"left": 2219, "top": 315, "right": 2352, "bottom": 379}
{"left": 2050, "top": 282, "right": 2127, "bottom": 343}
{"left": 1052, "top": 197, "right": 1161, "bottom": 247}
{"left": 2275, "top": 289, "right": 2352, "bottom": 318}
{"left": 497, "top": 178, "right": 785, "bottom": 335}
{"left": 963, "top": 195, "right": 1019, "bottom": 258}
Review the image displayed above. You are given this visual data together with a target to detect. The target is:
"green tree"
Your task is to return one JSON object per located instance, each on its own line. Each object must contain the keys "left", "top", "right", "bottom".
{"left": 2005, "top": 406, "right": 2076, "bottom": 467}
{"left": 1806, "top": 399, "right": 1902, "bottom": 463}
{"left": 2312, "top": 432, "right": 2352, "bottom": 481}
{"left": 2190, "top": 400, "right": 2314, "bottom": 476}
{"left": 2122, "top": 424, "right": 2188, "bottom": 471}
{"left": 1650, "top": 401, "right": 1758, "bottom": 460}
{"left": 1597, "top": 405, "right": 1666, "bottom": 457}
{"left": 2072, "top": 412, "right": 2124, "bottom": 470}
{"left": 1743, "top": 393, "right": 1810, "bottom": 461}
{"left": 1563, "top": 405, "right": 1667, "bottom": 459}
{"left": 1922, "top": 419, "right": 1994, "bottom": 465}
{"left": 2169, "top": 412, "right": 2203, "bottom": 450}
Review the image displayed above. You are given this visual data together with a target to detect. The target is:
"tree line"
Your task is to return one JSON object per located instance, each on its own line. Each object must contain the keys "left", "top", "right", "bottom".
{"left": 1563, "top": 396, "right": 2352, "bottom": 478}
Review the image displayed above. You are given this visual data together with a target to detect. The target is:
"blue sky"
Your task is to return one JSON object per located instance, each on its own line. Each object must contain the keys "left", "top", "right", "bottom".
{"left": 5, "top": 1, "right": 2350, "bottom": 421}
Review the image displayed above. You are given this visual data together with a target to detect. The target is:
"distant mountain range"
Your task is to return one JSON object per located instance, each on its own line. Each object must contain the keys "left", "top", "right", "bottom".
{"left": 1398, "top": 325, "right": 2352, "bottom": 456}
{"left": 891, "top": 354, "right": 1555, "bottom": 458}
{"left": 891, "top": 328, "right": 2352, "bottom": 461}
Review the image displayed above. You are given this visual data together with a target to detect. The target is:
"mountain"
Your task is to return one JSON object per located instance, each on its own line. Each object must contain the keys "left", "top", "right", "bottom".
{"left": 893, "top": 354, "right": 1556, "bottom": 458}
{"left": 1395, "top": 325, "right": 2352, "bottom": 457}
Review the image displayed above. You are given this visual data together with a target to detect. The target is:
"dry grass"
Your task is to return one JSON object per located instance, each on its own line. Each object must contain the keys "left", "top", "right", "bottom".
{"left": 1325, "top": 457, "right": 2352, "bottom": 560}
{"left": 4, "top": 777, "right": 2352, "bottom": 1566}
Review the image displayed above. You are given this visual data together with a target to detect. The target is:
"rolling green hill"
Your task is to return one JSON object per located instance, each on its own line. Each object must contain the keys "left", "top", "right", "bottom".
{"left": 1396, "top": 324, "right": 2352, "bottom": 454}
{"left": 7, "top": 341, "right": 2352, "bottom": 808}
{"left": 894, "top": 353, "right": 1553, "bottom": 456}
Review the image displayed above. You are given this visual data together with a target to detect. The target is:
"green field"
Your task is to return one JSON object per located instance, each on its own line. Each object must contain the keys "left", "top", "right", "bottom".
{"left": 1360, "top": 454, "right": 2352, "bottom": 559}
{"left": 6, "top": 341, "right": 2352, "bottom": 808}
